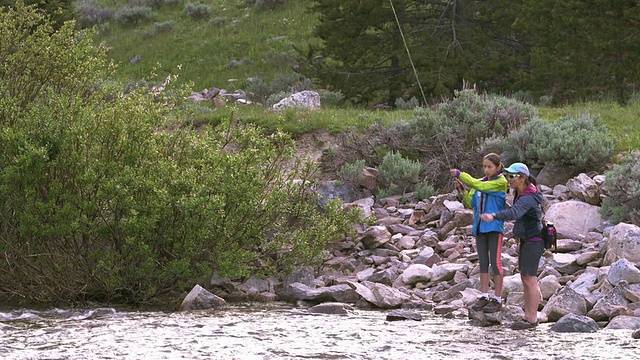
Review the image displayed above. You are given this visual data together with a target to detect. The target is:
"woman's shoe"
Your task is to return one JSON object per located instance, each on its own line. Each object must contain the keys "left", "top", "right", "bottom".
{"left": 482, "top": 298, "right": 502, "bottom": 313}
{"left": 471, "top": 296, "right": 490, "bottom": 311}
{"left": 511, "top": 319, "right": 539, "bottom": 330}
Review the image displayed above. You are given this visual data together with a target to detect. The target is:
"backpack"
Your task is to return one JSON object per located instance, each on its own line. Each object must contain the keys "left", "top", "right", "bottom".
{"left": 541, "top": 220, "right": 557, "bottom": 252}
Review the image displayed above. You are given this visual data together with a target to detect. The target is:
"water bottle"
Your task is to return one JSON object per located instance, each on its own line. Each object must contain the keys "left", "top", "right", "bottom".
{"left": 546, "top": 222, "right": 555, "bottom": 237}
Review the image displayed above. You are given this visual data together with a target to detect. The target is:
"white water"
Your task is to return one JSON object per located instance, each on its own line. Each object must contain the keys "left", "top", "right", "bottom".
{"left": 1, "top": 303, "right": 638, "bottom": 359}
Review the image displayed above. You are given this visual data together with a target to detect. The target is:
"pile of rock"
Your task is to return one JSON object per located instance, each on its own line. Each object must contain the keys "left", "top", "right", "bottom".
{"left": 185, "top": 89, "right": 321, "bottom": 111}
{"left": 180, "top": 171, "right": 640, "bottom": 334}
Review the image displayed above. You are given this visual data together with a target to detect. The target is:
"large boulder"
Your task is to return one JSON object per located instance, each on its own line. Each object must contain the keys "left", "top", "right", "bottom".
{"left": 544, "top": 200, "right": 602, "bottom": 239}
{"left": 603, "top": 223, "right": 640, "bottom": 265}
{"left": 180, "top": 284, "right": 227, "bottom": 311}
{"left": 550, "top": 313, "right": 600, "bottom": 333}
{"left": 272, "top": 90, "right": 321, "bottom": 111}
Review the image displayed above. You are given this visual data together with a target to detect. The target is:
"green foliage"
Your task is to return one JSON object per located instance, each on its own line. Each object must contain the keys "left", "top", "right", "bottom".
{"left": 377, "top": 151, "right": 422, "bottom": 196}
{"left": 183, "top": 3, "right": 211, "bottom": 20}
{"left": 114, "top": 6, "right": 154, "bottom": 26}
{"left": 1, "top": 0, "right": 74, "bottom": 29}
{"left": 515, "top": 0, "right": 640, "bottom": 104}
{"left": 503, "top": 114, "right": 615, "bottom": 171}
{"left": 246, "top": 72, "right": 312, "bottom": 104}
{"left": 414, "top": 181, "right": 435, "bottom": 201}
{"left": 0, "top": 4, "right": 358, "bottom": 306}
{"left": 246, "top": 0, "right": 288, "bottom": 11}
{"left": 395, "top": 97, "right": 420, "bottom": 110}
{"left": 337, "top": 159, "right": 365, "bottom": 189}
{"left": 318, "top": 90, "right": 344, "bottom": 108}
{"left": 154, "top": 20, "right": 175, "bottom": 33}
{"left": 599, "top": 151, "right": 640, "bottom": 225}
{"left": 391, "top": 89, "right": 536, "bottom": 189}
{"left": 74, "top": 0, "right": 115, "bottom": 28}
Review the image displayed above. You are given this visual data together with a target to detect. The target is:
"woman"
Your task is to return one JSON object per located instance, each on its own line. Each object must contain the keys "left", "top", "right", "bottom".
{"left": 479, "top": 162, "right": 543, "bottom": 330}
{"left": 450, "top": 153, "right": 507, "bottom": 313}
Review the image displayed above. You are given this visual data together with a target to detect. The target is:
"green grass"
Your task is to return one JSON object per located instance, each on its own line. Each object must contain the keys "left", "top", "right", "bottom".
{"left": 187, "top": 104, "right": 415, "bottom": 135}
{"left": 539, "top": 101, "right": 640, "bottom": 153}
{"left": 94, "top": 0, "right": 317, "bottom": 92}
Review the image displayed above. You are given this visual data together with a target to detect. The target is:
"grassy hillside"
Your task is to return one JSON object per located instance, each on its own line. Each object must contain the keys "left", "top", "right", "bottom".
{"left": 91, "top": 0, "right": 316, "bottom": 92}
{"left": 83, "top": 0, "right": 639, "bottom": 152}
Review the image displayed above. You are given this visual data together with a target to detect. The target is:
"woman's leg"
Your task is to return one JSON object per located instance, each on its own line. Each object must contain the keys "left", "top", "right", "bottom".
{"left": 475, "top": 233, "right": 490, "bottom": 293}
{"left": 521, "top": 274, "right": 540, "bottom": 323}
{"left": 518, "top": 240, "right": 544, "bottom": 323}
{"left": 487, "top": 232, "right": 504, "bottom": 298}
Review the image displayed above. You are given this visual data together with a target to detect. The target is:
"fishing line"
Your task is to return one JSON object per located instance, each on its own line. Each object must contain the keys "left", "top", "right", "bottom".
{"left": 389, "top": 0, "right": 428, "bottom": 107}
{"left": 390, "top": 0, "right": 455, "bottom": 185}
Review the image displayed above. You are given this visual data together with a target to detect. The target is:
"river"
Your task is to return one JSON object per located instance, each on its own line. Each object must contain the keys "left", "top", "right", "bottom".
{"left": 1, "top": 302, "right": 638, "bottom": 359}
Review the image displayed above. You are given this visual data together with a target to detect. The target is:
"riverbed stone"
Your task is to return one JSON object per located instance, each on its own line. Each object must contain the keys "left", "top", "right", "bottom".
{"left": 308, "top": 302, "right": 353, "bottom": 315}
{"left": 603, "top": 222, "right": 640, "bottom": 265}
{"left": 180, "top": 284, "right": 227, "bottom": 311}
{"left": 587, "top": 280, "right": 630, "bottom": 321}
{"left": 604, "top": 315, "right": 640, "bottom": 330}
{"left": 550, "top": 313, "right": 600, "bottom": 333}
{"left": 607, "top": 258, "right": 640, "bottom": 285}
{"left": 385, "top": 309, "right": 422, "bottom": 321}
{"left": 542, "top": 286, "right": 587, "bottom": 321}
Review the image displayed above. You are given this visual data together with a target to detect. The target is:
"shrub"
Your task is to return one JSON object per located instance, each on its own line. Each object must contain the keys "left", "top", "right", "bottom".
{"left": 395, "top": 96, "right": 420, "bottom": 110}
{"left": 414, "top": 181, "right": 435, "bottom": 201}
{"left": 154, "top": 20, "right": 175, "bottom": 33}
{"left": 75, "top": 0, "right": 114, "bottom": 28}
{"left": 246, "top": 72, "right": 312, "bottom": 104}
{"left": 114, "top": 6, "right": 154, "bottom": 26}
{"left": 599, "top": 151, "right": 640, "bottom": 225}
{"left": 163, "top": 0, "right": 183, "bottom": 7}
{"left": 337, "top": 159, "right": 365, "bottom": 189}
{"left": 0, "top": 4, "right": 358, "bottom": 306}
{"left": 266, "top": 91, "right": 289, "bottom": 108}
{"left": 377, "top": 151, "right": 422, "bottom": 196}
{"left": 246, "top": 0, "right": 288, "bottom": 10}
{"left": 319, "top": 90, "right": 344, "bottom": 108}
{"left": 396, "top": 89, "right": 537, "bottom": 190}
{"left": 503, "top": 113, "right": 616, "bottom": 171}
{"left": 210, "top": 16, "right": 228, "bottom": 26}
{"left": 183, "top": 3, "right": 212, "bottom": 20}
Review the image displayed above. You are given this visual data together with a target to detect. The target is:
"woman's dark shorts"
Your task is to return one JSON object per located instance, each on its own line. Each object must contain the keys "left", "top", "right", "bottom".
{"left": 519, "top": 239, "right": 544, "bottom": 276}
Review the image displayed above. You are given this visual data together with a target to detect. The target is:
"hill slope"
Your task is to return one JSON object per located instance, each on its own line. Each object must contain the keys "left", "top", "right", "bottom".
{"left": 91, "top": 0, "right": 316, "bottom": 92}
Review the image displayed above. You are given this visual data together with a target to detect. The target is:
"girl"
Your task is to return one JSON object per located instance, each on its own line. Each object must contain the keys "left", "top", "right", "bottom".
{"left": 450, "top": 153, "right": 507, "bottom": 313}
{"left": 480, "top": 162, "right": 544, "bottom": 330}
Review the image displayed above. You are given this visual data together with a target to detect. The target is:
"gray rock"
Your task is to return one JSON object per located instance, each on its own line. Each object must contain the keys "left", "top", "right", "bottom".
{"left": 386, "top": 309, "right": 422, "bottom": 321}
{"left": 550, "top": 313, "right": 600, "bottom": 333}
{"left": 308, "top": 302, "right": 353, "bottom": 315}
{"left": 180, "top": 284, "right": 226, "bottom": 311}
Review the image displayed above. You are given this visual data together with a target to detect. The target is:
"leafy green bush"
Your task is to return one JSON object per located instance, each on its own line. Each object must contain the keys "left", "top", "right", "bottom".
{"left": 393, "top": 89, "right": 536, "bottom": 190}
{"left": 0, "top": 4, "right": 358, "bottom": 307}
{"left": 414, "top": 181, "right": 435, "bottom": 201}
{"left": 114, "top": 6, "right": 154, "bottom": 26}
{"left": 266, "top": 91, "right": 289, "bottom": 108}
{"left": 319, "top": 90, "right": 344, "bottom": 108}
{"left": 75, "top": 0, "right": 114, "bottom": 28}
{"left": 337, "top": 159, "right": 365, "bottom": 189}
{"left": 599, "top": 151, "right": 640, "bottom": 225}
{"left": 503, "top": 113, "right": 615, "bottom": 171}
{"left": 154, "top": 20, "right": 175, "bottom": 33}
{"left": 395, "top": 96, "right": 420, "bottom": 110}
{"left": 377, "top": 151, "right": 422, "bottom": 196}
{"left": 183, "top": 3, "right": 211, "bottom": 20}
{"left": 246, "top": 73, "right": 311, "bottom": 104}
{"left": 246, "top": 0, "right": 288, "bottom": 10}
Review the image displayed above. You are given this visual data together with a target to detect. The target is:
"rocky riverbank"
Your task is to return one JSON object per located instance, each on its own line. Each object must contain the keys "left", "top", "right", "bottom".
{"left": 180, "top": 171, "right": 640, "bottom": 336}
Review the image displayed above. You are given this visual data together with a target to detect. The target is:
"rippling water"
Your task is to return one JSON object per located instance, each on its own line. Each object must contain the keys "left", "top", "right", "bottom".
{"left": 1, "top": 302, "right": 638, "bottom": 359}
